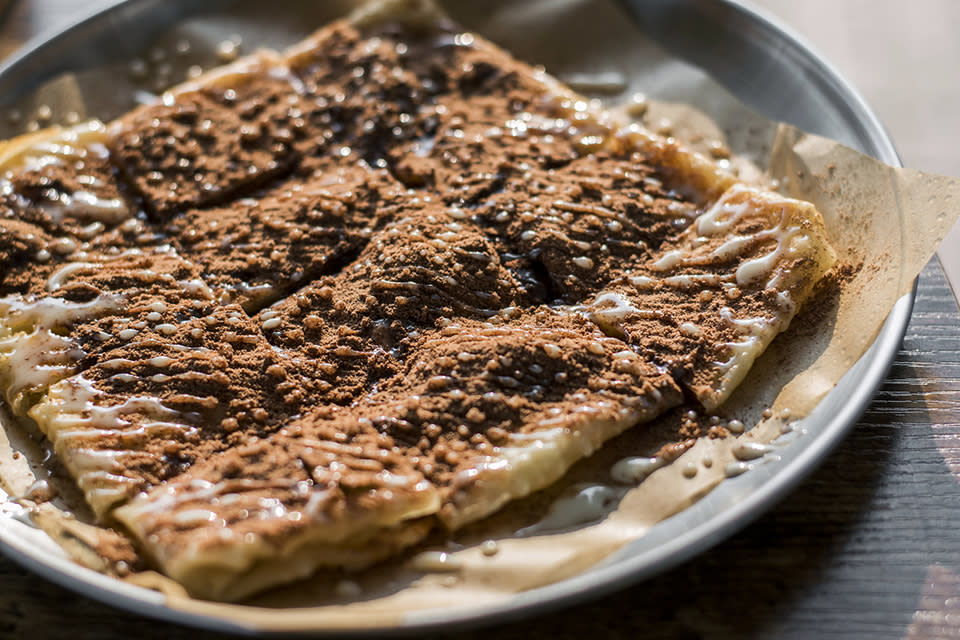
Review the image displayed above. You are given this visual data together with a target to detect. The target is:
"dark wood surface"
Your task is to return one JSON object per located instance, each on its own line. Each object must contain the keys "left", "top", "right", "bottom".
{"left": 2, "top": 1, "right": 960, "bottom": 638}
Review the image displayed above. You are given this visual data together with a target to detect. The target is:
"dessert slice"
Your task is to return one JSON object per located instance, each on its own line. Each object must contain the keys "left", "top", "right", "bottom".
{"left": 0, "top": 120, "right": 136, "bottom": 233}
{"left": 29, "top": 303, "right": 311, "bottom": 518}
{"left": 0, "top": 250, "right": 213, "bottom": 417}
{"left": 388, "top": 311, "right": 684, "bottom": 529}
{"left": 382, "top": 31, "right": 612, "bottom": 197}
{"left": 582, "top": 181, "right": 836, "bottom": 409}
{"left": 249, "top": 204, "right": 526, "bottom": 405}
{"left": 108, "top": 52, "right": 308, "bottom": 218}
{"left": 284, "top": 0, "right": 605, "bottom": 182}
{"left": 16, "top": 253, "right": 377, "bottom": 518}
{"left": 0, "top": 121, "right": 150, "bottom": 296}
{"left": 283, "top": 2, "right": 455, "bottom": 171}
{"left": 164, "top": 159, "right": 405, "bottom": 312}
{"left": 466, "top": 151, "right": 703, "bottom": 304}
{"left": 110, "top": 309, "right": 680, "bottom": 601}
{"left": 112, "top": 410, "right": 442, "bottom": 602}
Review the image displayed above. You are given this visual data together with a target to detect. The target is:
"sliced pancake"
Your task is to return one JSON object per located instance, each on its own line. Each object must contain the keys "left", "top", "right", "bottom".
{"left": 465, "top": 151, "right": 703, "bottom": 304}
{"left": 384, "top": 310, "right": 684, "bottom": 529}
{"left": 0, "top": 120, "right": 137, "bottom": 233}
{"left": 112, "top": 418, "right": 440, "bottom": 602}
{"left": 28, "top": 303, "right": 314, "bottom": 518}
{"left": 0, "top": 250, "right": 215, "bottom": 416}
{"left": 248, "top": 204, "right": 525, "bottom": 406}
{"left": 581, "top": 182, "right": 836, "bottom": 409}
{"left": 18, "top": 253, "right": 377, "bottom": 518}
{"left": 107, "top": 51, "right": 308, "bottom": 218}
{"left": 283, "top": 1, "right": 455, "bottom": 171}
{"left": 284, "top": 0, "right": 606, "bottom": 182}
{"left": 164, "top": 159, "right": 405, "bottom": 312}
{"left": 0, "top": 121, "right": 152, "bottom": 296}
{"left": 109, "top": 309, "right": 679, "bottom": 600}
{"left": 382, "top": 33, "right": 613, "bottom": 198}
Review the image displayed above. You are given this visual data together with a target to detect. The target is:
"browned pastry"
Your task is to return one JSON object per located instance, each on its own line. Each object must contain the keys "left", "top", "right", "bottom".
{"left": 108, "top": 52, "right": 310, "bottom": 218}
{"left": 0, "top": 0, "right": 835, "bottom": 601}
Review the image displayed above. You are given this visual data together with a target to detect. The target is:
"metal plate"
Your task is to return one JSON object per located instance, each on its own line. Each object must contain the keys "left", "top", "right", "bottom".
{"left": 0, "top": 0, "right": 912, "bottom": 634}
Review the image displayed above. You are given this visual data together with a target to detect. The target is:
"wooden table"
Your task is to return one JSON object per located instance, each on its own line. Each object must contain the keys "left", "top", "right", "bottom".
{"left": 2, "top": 1, "right": 960, "bottom": 638}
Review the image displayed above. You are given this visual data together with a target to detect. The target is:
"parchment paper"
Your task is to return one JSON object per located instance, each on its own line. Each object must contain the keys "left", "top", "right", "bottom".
{"left": 1, "top": 0, "right": 959, "bottom": 631}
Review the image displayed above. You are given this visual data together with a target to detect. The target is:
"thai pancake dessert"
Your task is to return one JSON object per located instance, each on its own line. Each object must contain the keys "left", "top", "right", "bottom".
{"left": 0, "top": 0, "right": 834, "bottom": 601}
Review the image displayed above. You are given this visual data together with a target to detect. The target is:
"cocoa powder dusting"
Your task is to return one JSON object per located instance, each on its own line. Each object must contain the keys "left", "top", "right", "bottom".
{"left": 109, "top": 54, "right": 309, "bottom": 218}
{"left": 0, "top": 10, "right": 834, "bottom": 595}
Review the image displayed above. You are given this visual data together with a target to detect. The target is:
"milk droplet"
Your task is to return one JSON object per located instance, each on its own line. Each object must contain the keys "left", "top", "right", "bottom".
{"left": 627, "top": 92, "right": 648, "bottom": 117}
{"left": 573, "top": 256, "right": 594, "bottom": 270}
{"left": 334, "top": 580, "right": 363, "bottom": 598}
{"left": 732, "top": 441, "right": 771, "bottom": 461}
{"left": 410, "top": 551, "right": 462, "bottom": 572}
{"left": 725, "top": 461, "right": 751, "bottom": 478}
{"left": 216, "top": 40, "right": 239, "bottom": 62}
{"left": 611, "top": 456, "right": 665, "bottom": 484}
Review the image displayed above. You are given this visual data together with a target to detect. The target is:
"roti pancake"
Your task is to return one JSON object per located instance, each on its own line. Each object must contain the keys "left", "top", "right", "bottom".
{"left": 0, "top": 0, "right": 835, "bottom": 601}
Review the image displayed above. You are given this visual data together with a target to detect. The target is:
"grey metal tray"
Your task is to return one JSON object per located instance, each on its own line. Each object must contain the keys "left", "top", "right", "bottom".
{"left": 0, "top": 0, "right": 912, "bottom": 634}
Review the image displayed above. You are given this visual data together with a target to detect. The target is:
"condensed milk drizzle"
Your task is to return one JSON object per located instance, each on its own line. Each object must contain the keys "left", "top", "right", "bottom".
{"left": 47, "top": 262, "right": 101, "bottom": 292}
{"left": 0, "top": 121, "right": 132, "bottom": 225}
{"left": 611, "top": 455, "right": 666, "bottom": 484}
{"left": 687, "top": 184, "right": 815, "bottom": 293}
{"left": 517, "top": 484, "right": 623, "bottom": 535}
{"left": 0, "top": 294, "right": 123, "bottom": 413}
{"left": 29, "top": 374, "right": 200, "bottom": 514}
